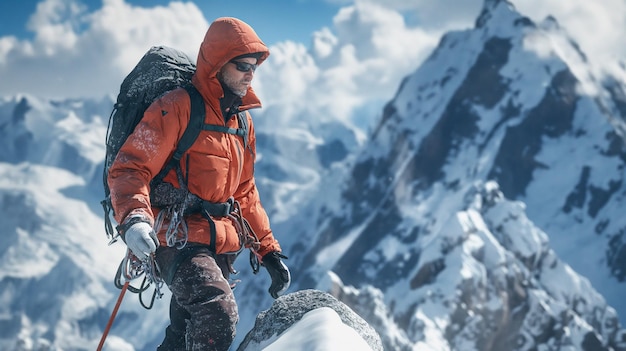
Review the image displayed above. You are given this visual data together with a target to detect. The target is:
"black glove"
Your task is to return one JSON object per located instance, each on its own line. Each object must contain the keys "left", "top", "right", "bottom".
{"left": 263, "top": 252, "right": 291, "bottom": 298}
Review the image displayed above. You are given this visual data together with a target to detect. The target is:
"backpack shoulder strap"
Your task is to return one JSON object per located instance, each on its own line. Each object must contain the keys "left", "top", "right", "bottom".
{"left": 236, "top": 111, "right": 249, "bottom": 149}
{"left": 175, "top": 85, "right": 205, "bottom": 160}
{"left": 152, "top": 85, "right": 205, "bottom": 185}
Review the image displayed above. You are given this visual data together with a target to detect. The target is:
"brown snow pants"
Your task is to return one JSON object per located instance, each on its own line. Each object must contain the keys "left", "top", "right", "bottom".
{"left": 155, "top": 245, "right": 238, "bottom": 351}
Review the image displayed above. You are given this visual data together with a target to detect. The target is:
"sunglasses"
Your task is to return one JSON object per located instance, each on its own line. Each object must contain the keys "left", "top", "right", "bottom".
{"left": 230, "top": 60, "right": 257, "bottom": 73}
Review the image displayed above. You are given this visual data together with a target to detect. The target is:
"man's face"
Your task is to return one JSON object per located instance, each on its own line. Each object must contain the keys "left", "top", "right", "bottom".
{"left": 220, "top": 57, "right": 257, "bottom": 97}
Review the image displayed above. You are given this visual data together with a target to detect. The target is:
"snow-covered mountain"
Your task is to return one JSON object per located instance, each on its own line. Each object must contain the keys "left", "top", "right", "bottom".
{"left": 2, "top": 0, "right": 626, "bottom": 350}
{"left": 270, "top": 0, "right": 626, "bottom": 350}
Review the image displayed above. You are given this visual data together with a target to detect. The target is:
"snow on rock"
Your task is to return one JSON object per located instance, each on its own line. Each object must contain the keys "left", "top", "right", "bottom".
{"left": 236, "top": 289, "right": 382, "bottom": 351}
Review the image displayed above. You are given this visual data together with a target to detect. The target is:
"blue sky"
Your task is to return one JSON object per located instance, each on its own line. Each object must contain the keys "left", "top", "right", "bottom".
{"left": 0, "top": 0, "right": 340, "bottom": 47}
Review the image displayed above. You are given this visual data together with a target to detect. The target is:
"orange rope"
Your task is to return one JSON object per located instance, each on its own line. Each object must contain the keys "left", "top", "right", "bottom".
{"left": 97, "top": 281, "right": 130, "bottom": 351}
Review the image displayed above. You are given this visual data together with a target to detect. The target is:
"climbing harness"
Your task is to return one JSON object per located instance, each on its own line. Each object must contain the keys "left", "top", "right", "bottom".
{"left": 99, "top": 196, "right": 262, "bottom": 348}
{"left": 161, "top": 195, "right": 263, "bottom": 274}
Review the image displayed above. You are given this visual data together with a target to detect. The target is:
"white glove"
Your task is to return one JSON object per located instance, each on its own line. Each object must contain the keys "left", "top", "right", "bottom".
{"left": 124, "top": 221, "right": 159, "bottom": 261}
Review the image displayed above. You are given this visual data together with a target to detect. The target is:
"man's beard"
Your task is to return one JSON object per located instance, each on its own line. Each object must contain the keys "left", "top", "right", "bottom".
{"left": 221, "top": 74, "right": 249, "bottom": 97}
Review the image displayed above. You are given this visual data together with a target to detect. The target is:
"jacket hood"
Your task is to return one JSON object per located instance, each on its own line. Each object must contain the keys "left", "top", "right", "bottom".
{"left": 193, "top": 17, "right": 269, "bottom": 109}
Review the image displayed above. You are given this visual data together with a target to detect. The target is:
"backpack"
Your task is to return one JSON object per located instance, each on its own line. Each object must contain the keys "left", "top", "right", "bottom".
{"left": 101, "top": 45, "right": 248, "bottom": 241}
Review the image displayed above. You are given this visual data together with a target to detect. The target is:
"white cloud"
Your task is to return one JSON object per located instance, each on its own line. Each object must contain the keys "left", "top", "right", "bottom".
{"left": 326, "top": 0, "right": 482, "bottom": 30}
{"left": 0, "top": 0, "right": 207, "bottom": 99}
{"left": 509, "top": 0, "right": 626, "bottom": 68}
{"left": 256, "top": 0, "right": 441, "bottom": 128}
{"left": 1, "top": 0, "right": 624, "bottom": 125}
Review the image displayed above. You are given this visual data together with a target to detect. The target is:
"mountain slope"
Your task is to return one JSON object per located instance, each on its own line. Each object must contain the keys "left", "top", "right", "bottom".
{"left": 275, "top": 0, "right": 626, "bottom": 349}
{"left": 0, "top": 95, "right": 172, "bottom": 350}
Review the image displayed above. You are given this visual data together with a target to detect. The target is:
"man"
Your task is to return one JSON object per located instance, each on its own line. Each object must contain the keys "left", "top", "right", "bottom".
{"left": 108, "top": 17, "right": 291, "bottom": 351}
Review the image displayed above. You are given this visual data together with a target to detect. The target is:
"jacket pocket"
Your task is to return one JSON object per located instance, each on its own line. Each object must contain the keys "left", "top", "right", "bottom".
{"left": 185, "top": 151, "right": 230, "bottom": 200}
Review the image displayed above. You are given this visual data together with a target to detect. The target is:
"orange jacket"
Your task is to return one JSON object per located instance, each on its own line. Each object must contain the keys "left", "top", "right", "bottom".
{"left": 108, "top": 17, "right": 280, "bottom": 257}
